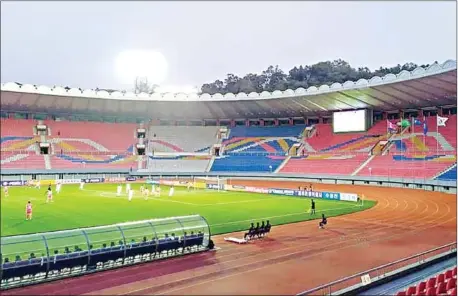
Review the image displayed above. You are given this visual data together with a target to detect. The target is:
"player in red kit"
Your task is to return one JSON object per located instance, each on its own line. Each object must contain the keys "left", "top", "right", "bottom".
{"left": 25, "top": 201, "right": 33, "bottom": 220}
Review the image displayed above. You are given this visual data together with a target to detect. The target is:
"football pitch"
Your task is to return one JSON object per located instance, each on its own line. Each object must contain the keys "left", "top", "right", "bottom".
{"left": 1, "top": 183, "right": 376, "bottom": 237}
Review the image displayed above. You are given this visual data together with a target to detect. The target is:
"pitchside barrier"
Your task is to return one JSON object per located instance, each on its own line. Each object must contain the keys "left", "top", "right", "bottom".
{"left": 0, "top": 172, "right": 455, "bottom": 194}
{"left": 3, "top": 175, "right": 361, "bottom": 203}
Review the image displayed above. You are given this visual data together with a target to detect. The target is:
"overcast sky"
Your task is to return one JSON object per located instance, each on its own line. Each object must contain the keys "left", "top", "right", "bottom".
{"left": 1, "top": 1, "right": 456, "bottom": 91}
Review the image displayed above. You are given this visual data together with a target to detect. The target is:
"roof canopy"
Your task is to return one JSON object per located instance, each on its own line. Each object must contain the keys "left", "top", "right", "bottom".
{"left": 1, "top": 60, "right": 456, "bottom": 120}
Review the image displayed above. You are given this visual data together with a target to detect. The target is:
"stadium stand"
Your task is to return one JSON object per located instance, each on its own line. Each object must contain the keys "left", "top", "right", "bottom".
{"left": 223, "top": 126, "right": 305, "bottom": 155}
{"left": 45, "top": 120, "right": 137, "bottom": 152}
{"left": 147, "top": 126, "right": 220, "bottom": 153}
{"left": 306, "top": 120, "right": 388, "bottom": 152}
{"left": 147, "top": 156, "right": 213, "bottom": 173}
{"left": 280, "top": 154, "right": 368, "bottom": 175}
{"left": 395, "top": 266, "right": 457, "bottom": 296}
{"left": 1, "top": 117, "right": 456, "bottom": 178}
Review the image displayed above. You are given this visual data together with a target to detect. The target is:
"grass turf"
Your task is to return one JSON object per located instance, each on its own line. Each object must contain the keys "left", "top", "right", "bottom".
{"left": 1, "top": 183, "right": 375, "bottom": 238}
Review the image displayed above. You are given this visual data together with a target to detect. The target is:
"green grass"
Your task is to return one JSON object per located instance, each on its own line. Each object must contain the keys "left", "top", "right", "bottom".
{"left": 0, "top": 183, "right": 375, "bottom": 261}
{"left": 1, "top": 183, "right": 375, "bottom": 237}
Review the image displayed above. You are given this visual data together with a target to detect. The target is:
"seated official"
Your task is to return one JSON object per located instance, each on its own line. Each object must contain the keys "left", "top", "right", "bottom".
{"left": 244, "top": 223, "right": 255, "bottom": 239}
{"left": 319, "top": 214, "right": 327, "bottom": 229}
{"left": 258, "top": 221, "right": 266, "bottom": 237}
{"left": 265, "top": 220, "right": 271, "bottom": 233}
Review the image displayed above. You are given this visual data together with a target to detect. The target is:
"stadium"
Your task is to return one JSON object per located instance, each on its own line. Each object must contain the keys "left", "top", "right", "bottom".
{"left": 0, "top": 60, "right": 456, "bottom": 296}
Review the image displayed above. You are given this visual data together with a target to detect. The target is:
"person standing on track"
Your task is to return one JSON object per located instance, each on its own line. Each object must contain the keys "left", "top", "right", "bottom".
{"left": 310, "top": 199, "right": 316, "bottom": 215}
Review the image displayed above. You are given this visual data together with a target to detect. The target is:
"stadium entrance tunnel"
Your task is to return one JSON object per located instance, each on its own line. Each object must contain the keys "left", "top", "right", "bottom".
{"left": 0, "top": 215, "right": 211, "bottom": 290}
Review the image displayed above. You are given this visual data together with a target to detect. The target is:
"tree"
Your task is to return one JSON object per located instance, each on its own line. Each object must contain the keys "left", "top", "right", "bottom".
{"left": 134, "top": 77, "right": 157, "bottom": 94}
{"left": 199, "top": 59, "right": 429, "bottom": 95}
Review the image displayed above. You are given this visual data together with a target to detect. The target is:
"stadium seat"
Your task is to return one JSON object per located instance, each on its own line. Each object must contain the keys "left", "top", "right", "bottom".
{"left": 427, "top": 278, "right": 437, "bottom": 289}
{"left": 447, "top": 278, "right": 457, "bottom": 290}
{"left": 406, "top": 286, "right": 417, "bottom": 295}
{"left": 397, "top": 291, "right": 406, "bottom": 296}
{"left": 449, "top": 287, "right": 457, "bottom": 296}
{"left": 437, "top": 282, "right": 447, "bottom": 294}
{"left": 425, "top": 287, "right": 436, "bottom": 296}
{"left": 438, "top": 273, "right": 446, "bottom": 284}
{"left": 417, "top": 281, "right": 427, "bottom": 294}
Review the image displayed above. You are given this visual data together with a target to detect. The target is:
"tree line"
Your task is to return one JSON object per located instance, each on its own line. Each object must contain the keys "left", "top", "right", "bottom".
{"left": 199, "top": 59, "right": 436, "bottom": 95}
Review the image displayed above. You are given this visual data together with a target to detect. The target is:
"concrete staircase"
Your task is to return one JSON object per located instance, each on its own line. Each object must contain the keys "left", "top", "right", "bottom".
{"left": 205, "top": 156, "right": 216, "bottom": 172}
{"left": 44, "top": 155, "right": 52, "bottom": 169}
{"left": 351, "top": 155, "right": 375, "bottom": 176}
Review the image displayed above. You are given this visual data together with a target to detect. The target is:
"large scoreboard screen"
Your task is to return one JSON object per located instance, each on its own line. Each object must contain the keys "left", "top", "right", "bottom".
{"left": 333, "top": 109, "right": 370, "bottom": 133}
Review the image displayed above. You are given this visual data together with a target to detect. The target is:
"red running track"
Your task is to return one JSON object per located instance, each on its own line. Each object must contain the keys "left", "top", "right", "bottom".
{"left": 3, "top": 181, "right": 456, "bottom": 295}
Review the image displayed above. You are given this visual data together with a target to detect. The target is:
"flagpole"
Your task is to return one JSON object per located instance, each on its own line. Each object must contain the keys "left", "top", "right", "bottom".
{"left": 436, "top": 114, "right": 439, "bottom": 155}
{"left": 411, "top": 116, "right": 414, "bottom": 155}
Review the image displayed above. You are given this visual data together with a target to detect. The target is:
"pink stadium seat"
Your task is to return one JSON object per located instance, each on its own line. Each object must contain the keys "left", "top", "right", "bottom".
{"left": 406, "top": 286, "right": 417, "bottom": 295}
{"left": 446, "top": 270, "right": 454, "bottom": 280}
{"left": 417, "top": 281, "right": 427, "bottom": 293}
{"left": 425, "top": 287, "right": 436, "bottom": 296}
{"left": 427, "top": 278, "right": 437, "bottom": 289}
{"left": 438, "top": 273, "right": 446, "bottom": 284}
{"left": 447, "top": 278, "right": 457, "bottom": 290}
{"left": 45, "top": 120, "right": 136, "bottom": 152}
{"left": 437, "top": 282, "right": 447, "bottom": 294}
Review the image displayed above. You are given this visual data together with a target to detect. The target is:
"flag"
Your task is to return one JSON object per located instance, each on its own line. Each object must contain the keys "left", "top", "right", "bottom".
{"left": 387, "top": 120, "right": 396, "bottom": 132}
{"left": 423, "top": 120, "right": 428, "bottom": 135}
{"left": 437, "top": 116, "right": 448, "bottom": 127}
{"left": 413, "top": 119, "right": 422, "bottom": 126}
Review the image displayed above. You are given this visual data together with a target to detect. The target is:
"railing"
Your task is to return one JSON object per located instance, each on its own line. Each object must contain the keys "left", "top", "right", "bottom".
{"left": 296, "top": 242, "right": 457, "bottom": 296}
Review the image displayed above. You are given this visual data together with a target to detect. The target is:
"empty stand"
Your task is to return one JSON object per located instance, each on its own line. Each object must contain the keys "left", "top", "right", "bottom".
{"left": 223, "top": 126, "right": 305, "bottom": 155}
{"left": 357, "top": 154, "right": 456, "bottom": 179}
{"left": 50, "top": 154, "right": 137, "bottom": 170}
{"left": 280, "top": 154, "right": 368, "bottom": 175}
{"left": 395, "top": 266, "right": 457, "bottom": 296}
{"left": 307, "top": 120, "right": 388, "bottom": 152}
{"left": 435, "top": 165, "right": 457, "bottom": 181}
{"left": 147, "top": 126, "right": 219, "bottom": 153}
{"left": 45, "top": 120, "right": 136, "bottom": 151}
{"left": 1, "top": 153, "right": 46, "bottom": 170}
{"left": 0, "top": 119, "right": 35, "bottom": 138}
{"left": 211, "top": 155, "right": 286, "bottom": 172}
{"left": 147, "top": 158, "right": 212, "bottom": 173}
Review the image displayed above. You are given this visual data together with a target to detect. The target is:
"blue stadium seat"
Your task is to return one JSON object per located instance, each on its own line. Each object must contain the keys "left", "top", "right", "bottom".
{"left": 211, "top": 155, "right": 284, "bottom": 172}
{"left": 435, "top": 165, "right": 457, "bottom": 181}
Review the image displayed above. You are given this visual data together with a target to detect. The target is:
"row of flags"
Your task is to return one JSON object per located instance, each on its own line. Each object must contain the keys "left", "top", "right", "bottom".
{"left": 387, "top": 115, "right": 448, "bottom": 135}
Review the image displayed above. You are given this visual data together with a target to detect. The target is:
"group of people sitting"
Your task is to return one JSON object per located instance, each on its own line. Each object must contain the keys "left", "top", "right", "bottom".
{"left": 244, "top": 220, "right": 271, "bottom": 240}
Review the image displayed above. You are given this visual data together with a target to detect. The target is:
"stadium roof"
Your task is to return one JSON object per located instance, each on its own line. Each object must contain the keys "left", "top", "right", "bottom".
{"left": 1, "top": 60, "right": 456, "bottom": 120}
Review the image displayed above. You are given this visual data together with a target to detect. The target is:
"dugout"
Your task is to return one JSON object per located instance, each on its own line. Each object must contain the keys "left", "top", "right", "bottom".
{"left": 0, "top": 215, "right": 211, "bottom": 289}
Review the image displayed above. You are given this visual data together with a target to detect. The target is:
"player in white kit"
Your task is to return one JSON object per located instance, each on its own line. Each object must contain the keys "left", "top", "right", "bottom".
{"left": 80, "top": 180, "right": 85, "bottom": 190}
{"left": 46, "top": 189, "right": 53, "bottom": 203}
{"left": 35, "top": 180, "right": 41, "bottom": 190}
{"left": 3, "top": 185, "right": 9, "bottom": 198}
{"left": 116, "top": 184, "right": 122, "bottom": 196}
{"left": 56, "top": 181, "right": 62, "bottom": 194}
{"left": 168, "top": 186, "right": 175, "bottom": 197}
{"left": 126, "top": 183, "right": 131, "bottom": 194}
{"left": 140, "top": 185, "right": 144, "bottom": 194}
{"left": 128, "top": 189, "right": 134, "bottom": 202}
{"left": 187, "top": 182, "right": 193, "bottom": 191}
{"left": 143, "top": 188, "right": 149, "bottom": 200}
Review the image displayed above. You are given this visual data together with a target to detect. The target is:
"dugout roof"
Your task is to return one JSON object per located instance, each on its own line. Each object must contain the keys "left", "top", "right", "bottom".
{"left": 1, "top": 60, "right": 456, "bottom": 120}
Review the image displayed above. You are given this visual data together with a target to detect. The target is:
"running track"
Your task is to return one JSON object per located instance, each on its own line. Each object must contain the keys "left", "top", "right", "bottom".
{"left": 4, "top": 180, "right": 456, "bottom": 295}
